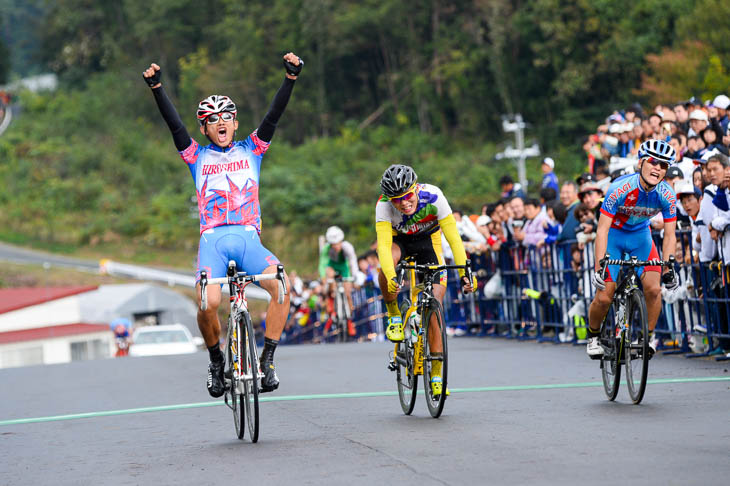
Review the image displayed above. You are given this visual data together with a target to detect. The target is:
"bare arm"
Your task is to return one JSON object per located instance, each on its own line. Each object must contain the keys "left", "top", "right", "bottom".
{"left": 661, "top": 220, "right": 677, "bottom": 272}
{"left": 593, "top": 213, "right": 613, "bottom": 271}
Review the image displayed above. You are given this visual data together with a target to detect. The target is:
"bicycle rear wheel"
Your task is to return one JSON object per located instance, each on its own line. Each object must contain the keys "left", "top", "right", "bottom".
{"left": 600, "top": 307, "right": 621, "bottom": 401}
{"left": 242, "top": 312, "right": 260, "bottom": 442}
{"left": 227, "top": 316, "right": 245, "bottom": 440}
{"left": 625, "top": 289, "right": 649, "bottom": 404}
{"left": 423, "top": 299, "right": 448, "bottom": 418}
{"left": 396, "top": 299, "right": 417, "bottom": 415}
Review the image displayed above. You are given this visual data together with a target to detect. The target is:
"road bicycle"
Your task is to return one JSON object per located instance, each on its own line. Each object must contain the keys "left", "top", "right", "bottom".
{"left": 325, "top": 274, "right": 355, "bottom": 342}
{"left": 388, "top": 257, "right": 473, "bottom": 418}
{"left": 199, "top": 261, "right": 287, "bottom": 442}
{"left": 593, "top": 254, "right": 673, "bottom": 404}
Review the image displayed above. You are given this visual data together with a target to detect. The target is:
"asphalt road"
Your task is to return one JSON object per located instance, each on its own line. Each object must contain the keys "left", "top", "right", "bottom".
{"left": 1, "top": 338, "right": 729, "bottom": 485}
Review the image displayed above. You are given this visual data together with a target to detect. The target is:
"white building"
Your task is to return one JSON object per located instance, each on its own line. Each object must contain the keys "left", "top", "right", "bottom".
{"left": 0, "top": 284, "right": 198, "bottom": 369}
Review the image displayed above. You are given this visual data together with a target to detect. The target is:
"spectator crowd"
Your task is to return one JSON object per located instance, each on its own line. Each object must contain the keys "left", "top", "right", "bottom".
{"left": 274, "top": 94, "right": 730, "bottom": 356}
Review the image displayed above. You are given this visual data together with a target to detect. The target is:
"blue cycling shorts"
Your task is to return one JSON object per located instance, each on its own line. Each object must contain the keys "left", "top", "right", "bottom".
{"left": 196, "top": 225, "right": 280, "bottom": 283}
{"left": 605, "top": 227, "right": 660, "bottom": 282}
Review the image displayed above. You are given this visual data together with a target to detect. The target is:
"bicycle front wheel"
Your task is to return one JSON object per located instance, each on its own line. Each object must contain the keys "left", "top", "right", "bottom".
{"left": 600, "top": 307, "right": 621, "bottom": 401}
{"left": 242, "top": 312, "right": 260, "bottom": 442}
{"left": 625, "top": 289, "right": 649, "bottom": 404}
{"left": 227, "top": 316, "right": 245, "bottom": 440}
{"left": 423, "top": 299, "right": 448, "bottom": 418}
{"left": 396, "top": 299, "right": 417, "bottom": 415}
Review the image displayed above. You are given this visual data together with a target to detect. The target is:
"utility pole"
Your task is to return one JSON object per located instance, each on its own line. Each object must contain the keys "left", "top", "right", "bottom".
{"left": 495, "top": 114, "right": 540, "bottom": 192}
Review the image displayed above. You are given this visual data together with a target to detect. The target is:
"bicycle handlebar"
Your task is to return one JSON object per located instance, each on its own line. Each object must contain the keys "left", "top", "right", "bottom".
{"left": 395, "top": 260, "right": 473, "bottom": 288}
{"left": 598, "top": 254, "right": 676, "bottom": 278}
{"left": 199, "top": 262, "right": 288, "bottom": 310}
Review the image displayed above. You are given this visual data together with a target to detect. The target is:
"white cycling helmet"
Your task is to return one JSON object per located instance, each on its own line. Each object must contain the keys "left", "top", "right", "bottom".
{"left": 196, "top": 95, "right": 237, "bottom": 126}
{"left": 325, "top": 226, "right": 345, "bottom": 244}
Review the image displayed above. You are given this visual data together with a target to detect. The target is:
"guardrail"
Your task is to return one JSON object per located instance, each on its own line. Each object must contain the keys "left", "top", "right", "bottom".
{"left": 282, "top": 230, "right": 730, "bottom": 361}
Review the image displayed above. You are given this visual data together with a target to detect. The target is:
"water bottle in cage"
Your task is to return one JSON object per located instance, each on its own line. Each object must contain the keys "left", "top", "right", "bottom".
{"left": 409, "top": 313, "right": 421, "bottom": 343}
{"left": 615, "top": 304, "right": 625, "bottom": 338}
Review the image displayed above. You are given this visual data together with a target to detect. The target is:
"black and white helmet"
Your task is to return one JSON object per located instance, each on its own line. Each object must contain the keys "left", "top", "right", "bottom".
{"left": 196, "top": 95, "right": 237, "bottom": 126}
{"left": 380, "top": 164, "right": 417, "bottom": 198}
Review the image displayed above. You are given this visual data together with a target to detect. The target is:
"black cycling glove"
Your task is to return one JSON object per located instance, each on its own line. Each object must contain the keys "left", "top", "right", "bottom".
{"left": 283, "top": 57, "right": 303, "bottom": 77}
{"left": 662, "top": 268, "right": 679, "bottom": 290}
{"left": 143, "top": 67, "right": 162, "bottom": 88}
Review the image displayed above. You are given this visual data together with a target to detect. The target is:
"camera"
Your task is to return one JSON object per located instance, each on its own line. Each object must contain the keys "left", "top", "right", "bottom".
{"left": 511, "top": 220, "right": 524, "bottom": 229}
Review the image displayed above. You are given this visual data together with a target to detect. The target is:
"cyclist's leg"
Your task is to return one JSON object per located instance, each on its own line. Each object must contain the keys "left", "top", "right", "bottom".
{"left": 196, "top": 228, "right": 234, "bottom": 397}
{"left": 636, "top": 237, "right": 662, "bottom": 333}
{"left": 233, "top": 229, "right": 289, "bottom": 341}
{"left": 240, "top": 235, "right": 289, "bottom": 391}
{"left": 196, "top": 230, "right": 231, "bottom": 346}
{"left": 588, "top": 283, "right": 617, "bottom": 332}
{"left": 324, "top": 265, "right": 336, "bottom": 298}
{"left": 322, "top": 266, "right": 336, "bottom": 331}
{"left": 342, "top": 280, "right": 356, "bottom": 335}
{"left": 423, "top": 230, "right": 447, "bottom": 354}
{"left": 378, "top": 242, "right": 404, "bottom": 341}
{"left": 431, "top": 283, "right": 447, "bottom": 353}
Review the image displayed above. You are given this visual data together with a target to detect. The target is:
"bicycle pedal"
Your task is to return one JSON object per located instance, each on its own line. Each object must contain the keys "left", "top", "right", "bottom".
{"left": 387, "top": 360, "right": 397, "bottom": 371}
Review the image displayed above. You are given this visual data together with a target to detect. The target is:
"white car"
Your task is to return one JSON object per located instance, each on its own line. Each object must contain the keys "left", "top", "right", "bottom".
{"left": 129, "top": 324, "right": 203, "bottom": 357}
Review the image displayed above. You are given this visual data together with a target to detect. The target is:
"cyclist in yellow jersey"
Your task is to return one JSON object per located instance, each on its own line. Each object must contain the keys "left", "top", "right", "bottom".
{"left": 375, "top": 164, "right": 474, "bottom": 396}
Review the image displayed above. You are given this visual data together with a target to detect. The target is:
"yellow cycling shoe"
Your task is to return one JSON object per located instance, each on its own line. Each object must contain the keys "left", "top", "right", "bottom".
{"left": 386, "top": 316, "right": 404, "bottom": 342}
{"left": 430, "top": 376, "right": 450, "bottom": 397}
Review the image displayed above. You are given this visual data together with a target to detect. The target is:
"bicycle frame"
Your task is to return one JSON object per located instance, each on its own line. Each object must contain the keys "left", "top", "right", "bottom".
{"left": 396, "top": 264, "right": 429, "bottom": 375}
{"left": 393, "top": 259, "right": 472, "bottom": 375}
{"left": 199, "top": 260, "right": 287, "bottom": 441}
{"left": 199, "top": 262, "right": 287, "bottom": 392}
{"left": 599, "top": 254, "right": 669, "bottom": 341}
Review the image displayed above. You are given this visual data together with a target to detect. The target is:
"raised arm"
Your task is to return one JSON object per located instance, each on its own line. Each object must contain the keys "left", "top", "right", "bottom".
{"left": 257, "top": 52, "right": 303, "bottom": 143}
{"left": 142, "top": 63, "right": 191, "bottom": 151}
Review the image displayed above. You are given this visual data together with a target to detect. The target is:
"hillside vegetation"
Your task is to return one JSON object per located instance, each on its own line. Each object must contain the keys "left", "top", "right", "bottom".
{"left": 1, "top": 0, "right": 727, "bottom": 275}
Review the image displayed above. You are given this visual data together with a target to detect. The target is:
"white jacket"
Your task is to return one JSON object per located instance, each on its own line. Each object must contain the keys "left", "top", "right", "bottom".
{"left": 710, "top": 187, "right": 730, "bottom": 264}
{"left": 696, "top": 184, "right": 719, "bottom": 262}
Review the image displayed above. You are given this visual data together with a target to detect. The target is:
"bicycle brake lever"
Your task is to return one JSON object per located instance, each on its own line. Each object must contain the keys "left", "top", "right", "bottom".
{"left": 200, "top": 271, "right": 208, "bottom": 311}
{"left": 396, "top": 266, "right": 406, "bottom": 288}
{"left": 276, "top": 264, "right": 287, "bottom": 304}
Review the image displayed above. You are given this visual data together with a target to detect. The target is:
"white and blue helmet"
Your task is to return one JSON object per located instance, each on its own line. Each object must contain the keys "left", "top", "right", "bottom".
{"left": 638, "top": 139, "right": 676, "bottom": 165}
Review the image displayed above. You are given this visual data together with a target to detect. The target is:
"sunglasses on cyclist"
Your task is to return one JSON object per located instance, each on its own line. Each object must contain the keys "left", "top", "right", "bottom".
{"left": 390, "top": 187, "right": 418, "bottom": 204}
{"left": 643, "top": 157, "right": 669, "bottom": 170}
{"left": 206, "top": 112, "right": 235, "bottom": 125}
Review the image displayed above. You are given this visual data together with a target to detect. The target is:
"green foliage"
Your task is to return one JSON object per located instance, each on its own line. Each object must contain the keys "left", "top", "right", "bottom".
{"left": 6, "top": 0, "right": 730, "bottom": 273}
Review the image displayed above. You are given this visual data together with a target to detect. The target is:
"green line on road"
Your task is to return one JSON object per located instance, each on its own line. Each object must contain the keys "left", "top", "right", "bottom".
{"left": 2, "top": 376, "right": 728, "bottom": 426}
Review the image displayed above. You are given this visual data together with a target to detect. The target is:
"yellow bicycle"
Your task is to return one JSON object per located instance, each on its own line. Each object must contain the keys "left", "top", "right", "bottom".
{"left": 388, "top": 257, "right": 472, "bottom": 418}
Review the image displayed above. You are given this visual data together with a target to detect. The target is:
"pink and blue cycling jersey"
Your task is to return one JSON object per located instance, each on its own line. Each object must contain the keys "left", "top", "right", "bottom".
{"left": 180, "top": 130, "right": 270, "bottom": 234}
{"left": 600, "top": 173, "right": 677, "bottom": 231}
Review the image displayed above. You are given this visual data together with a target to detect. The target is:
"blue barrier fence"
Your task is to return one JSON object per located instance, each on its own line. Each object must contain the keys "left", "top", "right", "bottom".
{"left": 281, "top": 229, "right": 730, "bottom": 360}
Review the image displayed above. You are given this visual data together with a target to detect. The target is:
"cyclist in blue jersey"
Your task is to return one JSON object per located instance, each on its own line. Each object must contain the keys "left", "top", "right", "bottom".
{"left": 587, "top": 139, "right": 680, "bottom": 357}
{"left": 143, "top": 52, "right": 302, "bottom": 397}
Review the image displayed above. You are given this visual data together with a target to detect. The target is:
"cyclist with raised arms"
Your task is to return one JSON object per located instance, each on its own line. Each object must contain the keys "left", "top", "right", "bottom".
{"left": 375, "top": 164, "right": 474, "bottom": 396}
{"left": 319, "top": 225, "right": 358, "bottom": 336}
{"left": 587, "top": 139, "right": 679, "bottom": 357}
{"left": 142, "top": 52, "right": 303, "bottom": 397}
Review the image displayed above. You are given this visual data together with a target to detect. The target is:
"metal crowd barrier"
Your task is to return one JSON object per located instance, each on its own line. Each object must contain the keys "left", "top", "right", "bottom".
{"left": 282, "top": 229, "right": 730, "bottom": 360}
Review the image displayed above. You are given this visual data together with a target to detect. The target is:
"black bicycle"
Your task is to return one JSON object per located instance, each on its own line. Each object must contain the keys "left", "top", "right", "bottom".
{"left": 199, "top": 261, "right": 287, "bottom": 442}
{"left": 594, "top": 254, "right": 672, "bottom": 404}
{"left": 388, "top": 258, "right": 473, "bottom": 418}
